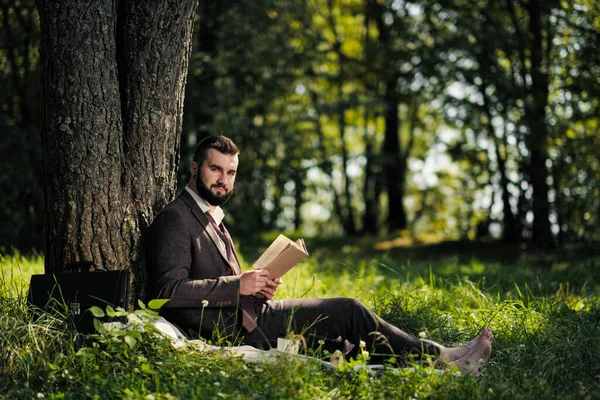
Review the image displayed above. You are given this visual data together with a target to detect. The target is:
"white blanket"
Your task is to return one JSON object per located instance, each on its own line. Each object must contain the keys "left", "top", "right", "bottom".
{"left": 105, "top": 315, "right": 332, "bottom": 368}
{"left": 104, "top": 316, "right": 449, "bottom": 375}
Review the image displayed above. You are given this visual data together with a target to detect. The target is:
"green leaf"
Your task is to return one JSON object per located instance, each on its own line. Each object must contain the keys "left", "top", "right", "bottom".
{"left": 106, "top": 305, "right": 116, "bottom": 317}
{"left": 114, "top": 306, "right": 128, "bottom": 317}
{"left": 140, "top": 363, "right": 154, "bottom": 374}
{"left": 93, "top": 318, "right": 105, "bottom": 333}
{"left": 129, "top": 330, "right": 142, "bottom": 339}
{"left": 148, "top": 299, "right": 170, "bottom": 310}
{"left": 46, "top": 361, "right": 59, "bottom": 371}
{"left": 89, "top": 306, "right": 105, "bottom": 318}
{"left": 124, "top": 335, "right": 137, "bottom": 349}
{"left": 138, "top": 299, "right": 147, "bottom": 309}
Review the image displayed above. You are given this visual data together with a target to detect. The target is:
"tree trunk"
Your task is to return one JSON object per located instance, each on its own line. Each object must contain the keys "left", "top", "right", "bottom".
{"left": 495, "top": 132, "right": 520, "bottom": 242}
{"left": 475, "top": 53, "right": 520, "bottom": 242}
{"left": 524, "top": 0, "right": 553, "bottom": 246}
{"left": 1, "top": 1, "right": 37, "bottom": 129}
{"left": 551, "top": 157, "right": 565, "bottom": 246}
{"left": 0, "top": 1, "right": 44, "bottom": 251}
{"left": 311, "top": 90, "right": 346, "bottom": 234}
{"left": 37, "top": 0, "right": 197, "bottom": 302}
{"left": 360, "top": 7, "right": 379, "bottom": 236}
{"left": 293, "top": 170, "right": 305, "bottom": 231}
{"left": 370, "top": 0, "right": 408, "bottom": 234}
{"left": 268, "top": 171, "right": 285, "bottom": 230}
{"left": 337, "top": 101, "right": 357, "bottom": 236}
{"left": 382, "top": 83, "right": 408, "bottom": 233}
{"left": 361, "top": 111, "right": 379, "bottom": 235}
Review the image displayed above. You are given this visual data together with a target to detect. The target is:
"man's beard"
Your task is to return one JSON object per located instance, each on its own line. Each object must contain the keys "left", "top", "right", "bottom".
{"left": 196, "top": 175, "right": 233, "bottom": 206}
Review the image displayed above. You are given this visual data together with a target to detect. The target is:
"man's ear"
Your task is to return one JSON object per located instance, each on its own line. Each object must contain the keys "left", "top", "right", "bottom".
{"left": 190, "top": 161, "right": 198, "bottom": 177}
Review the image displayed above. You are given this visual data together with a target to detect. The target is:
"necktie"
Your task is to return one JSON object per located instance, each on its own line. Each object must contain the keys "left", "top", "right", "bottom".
{"left": 206, "top": 212, "right": 258, "bottom": 332}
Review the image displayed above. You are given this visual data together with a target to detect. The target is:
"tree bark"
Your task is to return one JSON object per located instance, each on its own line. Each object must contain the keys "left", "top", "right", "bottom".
{"left": 37, "top": 0, "right": 197, "bottom": 302}
{"left": 327, "top": 0, "right": 356, "bottom": 236}
{"left": 551, "top": 156, "right": 565, "bottom": 246}
{"left": 337, "top": 96, "right": 357, "bottom": 236}
{"left": 361, "top": 111, "right": 380, "bottom": 235}
{"left": 293, "top": 169, "right": 305, "bottom": 231}
{"left": 495, "top": 130, "right": 520, "bottom": 242}
{"left": 524, "top": 0, "right": 553, "bottom": 246}
{"left": 370, "top": 0, "right": 408, "bottom": 233}
{"left": 381, "top": 82, "right": 408, "bottom": 233}
{"left": 475, "top": 49, "right": 520, "bottom": 242}
{"left": 310, "top": 90, "right": 347, "bottom": 234}
{"left": 360, "top": 6, "right": 380, "bottom": 236}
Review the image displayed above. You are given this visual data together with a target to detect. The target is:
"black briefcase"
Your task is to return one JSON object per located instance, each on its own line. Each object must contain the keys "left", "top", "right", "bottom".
{"left": 27, "top": 270, "right": 130, "bottom": 334}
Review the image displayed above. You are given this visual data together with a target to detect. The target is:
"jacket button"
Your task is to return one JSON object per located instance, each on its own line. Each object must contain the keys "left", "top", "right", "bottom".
{"left": 226, "top": 267, "right": 232, "bottom": 274}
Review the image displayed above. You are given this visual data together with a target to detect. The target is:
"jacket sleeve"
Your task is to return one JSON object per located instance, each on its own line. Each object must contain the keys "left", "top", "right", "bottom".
{"left": 145, "top": 206, "right": 241, "bottom": 309}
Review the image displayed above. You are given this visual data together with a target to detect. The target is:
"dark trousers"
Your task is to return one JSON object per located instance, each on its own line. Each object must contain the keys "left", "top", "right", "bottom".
{"left": 241, "top": 297, "right": 439, "bottom": 364}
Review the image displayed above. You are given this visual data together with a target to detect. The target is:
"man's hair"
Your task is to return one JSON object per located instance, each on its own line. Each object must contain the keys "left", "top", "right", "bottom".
{"left": 193, "top": 135, "right": 239, "bottom": 165}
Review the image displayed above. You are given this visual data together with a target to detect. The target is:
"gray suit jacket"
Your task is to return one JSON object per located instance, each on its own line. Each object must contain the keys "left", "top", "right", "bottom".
{"left": 145, "top": 189, "right": 243, "bottom": 339}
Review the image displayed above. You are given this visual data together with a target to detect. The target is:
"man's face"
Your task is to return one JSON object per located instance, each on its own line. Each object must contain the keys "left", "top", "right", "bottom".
{"left": 193, "top": 148, "right": 238, "bottom": 206}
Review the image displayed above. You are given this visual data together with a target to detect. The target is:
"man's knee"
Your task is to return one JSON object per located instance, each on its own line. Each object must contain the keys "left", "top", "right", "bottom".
{"left": 333, "top": 297, "right": 369, "bottom": 314}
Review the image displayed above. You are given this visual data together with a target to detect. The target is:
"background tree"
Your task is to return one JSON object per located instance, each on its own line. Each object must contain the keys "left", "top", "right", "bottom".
{"left": 2, "top": 0, "right": 599, "bottom": 257}
{"left": 182, "top": 0, "right": 315, "bottom": 237}
{"left": 0, "top": 0, "right": 42, "bottom": 252}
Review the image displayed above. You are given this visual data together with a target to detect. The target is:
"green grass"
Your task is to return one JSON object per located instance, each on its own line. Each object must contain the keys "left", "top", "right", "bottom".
{"left": 0, "top": 252, "right": 44, "bottom": 297}
{"left": 1, "top": 239, "right": 599, "bottom": 399}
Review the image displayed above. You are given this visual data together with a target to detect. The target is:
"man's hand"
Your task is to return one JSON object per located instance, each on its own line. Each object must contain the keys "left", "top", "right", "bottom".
{"left": 239, "top": 269, "right": 282, "bottom": 299}
{"left": 258, "top": 276, "right": 282, "bottom": 300}
{"left": 240, "top": 269, "right": 269, "bottom": 296}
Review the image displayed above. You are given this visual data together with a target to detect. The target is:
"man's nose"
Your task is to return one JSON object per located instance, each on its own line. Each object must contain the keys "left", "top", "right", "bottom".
{"left": 217, "top": 173, "right": 229, "bottom": 184}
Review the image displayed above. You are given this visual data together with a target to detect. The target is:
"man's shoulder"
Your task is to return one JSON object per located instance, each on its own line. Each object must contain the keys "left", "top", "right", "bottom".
{"left": 151, "top": 192, "right": 192, "bottom": 221}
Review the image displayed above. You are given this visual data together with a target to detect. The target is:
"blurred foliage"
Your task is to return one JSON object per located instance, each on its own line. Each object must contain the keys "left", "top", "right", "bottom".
{"left": 0, "top": 0, "right": 42, "bottom": 252}
{"left": 1, "top": 0, "right": 599, "bottom": 252}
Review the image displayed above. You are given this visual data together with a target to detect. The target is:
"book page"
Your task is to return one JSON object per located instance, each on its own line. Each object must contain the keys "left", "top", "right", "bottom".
{"left": 253, "top": 234, "right": 294, "bottom": 270}
{"left": 296, "top": 238, "right": 307, "bottom": 253}
{"left": 253, "top": 234, "right": 308, "bottom": 278}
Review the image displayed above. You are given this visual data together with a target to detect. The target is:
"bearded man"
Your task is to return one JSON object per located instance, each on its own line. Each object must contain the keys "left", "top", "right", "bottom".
{"left": 145, "top": 135, "right": 493, "bottom": 373}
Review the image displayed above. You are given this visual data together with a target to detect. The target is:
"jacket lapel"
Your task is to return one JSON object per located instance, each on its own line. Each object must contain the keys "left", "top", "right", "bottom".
{"left": 179, "top": 191, "right": 231, "bottom": 268}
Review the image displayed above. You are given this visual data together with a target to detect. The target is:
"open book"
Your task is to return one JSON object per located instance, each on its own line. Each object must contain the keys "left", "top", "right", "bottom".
{"left": 253, "top": 234, "right": 308, "bottom": 279}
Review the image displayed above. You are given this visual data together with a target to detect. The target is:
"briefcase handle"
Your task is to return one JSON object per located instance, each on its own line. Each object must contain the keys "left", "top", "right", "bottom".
{"left": 67, "top": 261, "right": 108, "bottom": 273}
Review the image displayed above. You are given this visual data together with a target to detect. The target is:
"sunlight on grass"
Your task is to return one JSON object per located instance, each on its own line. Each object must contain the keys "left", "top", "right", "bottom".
{"left": 1, "top": 246, "right": 599, "bottom": 399}
{"left": 0, "top": 252, "right": 44, "bottom": 297}
{"left": 373, "top": 233, "right": 445, "bottom": 250}
{"left": 272, "top": 258, "right": 406, "bottom": 302}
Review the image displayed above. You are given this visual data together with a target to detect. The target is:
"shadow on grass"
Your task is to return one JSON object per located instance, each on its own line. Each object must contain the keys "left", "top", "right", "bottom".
{"left": 304, "top": 238, "right": 600, "bottom": 296}
{"left": 239, "top": 236, "right": 600, "bottom": 300}
{"left": 303, "top": 236, "right": 600, "bottom": 266}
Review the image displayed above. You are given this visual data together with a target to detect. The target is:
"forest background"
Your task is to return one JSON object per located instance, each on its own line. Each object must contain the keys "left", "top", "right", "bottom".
{"left": 1, "top": 0, "right": 599, "bottom": 254}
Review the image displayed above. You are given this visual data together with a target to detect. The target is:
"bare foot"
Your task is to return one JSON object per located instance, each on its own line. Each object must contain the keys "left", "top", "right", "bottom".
{"left": 441, "top": 328, "right": 493, "bottom": 374}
